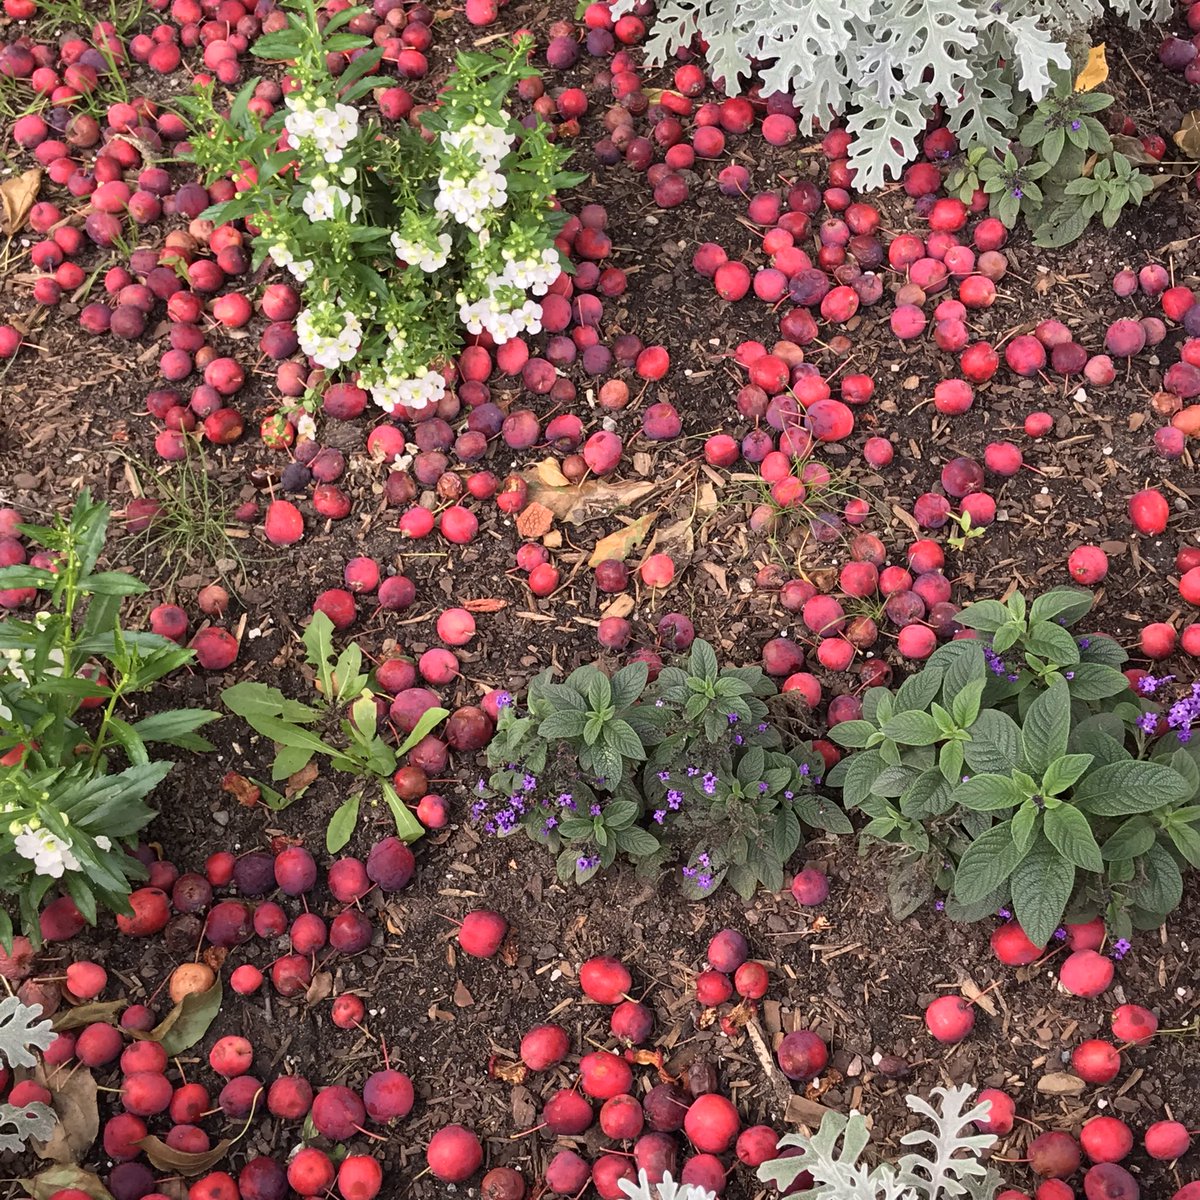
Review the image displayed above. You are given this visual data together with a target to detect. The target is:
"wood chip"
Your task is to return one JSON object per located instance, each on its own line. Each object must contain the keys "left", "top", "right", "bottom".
{"left": 515, "top": 501, "right": 555, "bottom": 539}
{"left": 1037, "top": 1072, "right": 1086, "bottom": 1095}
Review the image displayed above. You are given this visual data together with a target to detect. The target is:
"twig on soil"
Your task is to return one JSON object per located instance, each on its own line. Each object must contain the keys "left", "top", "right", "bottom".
{"left": 745, "top": 1016, "right": 796, "bottom": 1118}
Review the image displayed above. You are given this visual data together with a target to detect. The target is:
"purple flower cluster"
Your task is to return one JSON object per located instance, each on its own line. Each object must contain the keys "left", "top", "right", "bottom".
{"left": 1135, "top": 677, "right": 1200, "bottom": 742}
{"left": 682, "top": 851, "right": 714, "bottom": 891}
{"left": 470, "top": 769, "right": 581, "bottom": 836}
{"left": 1112, "top": 937, "right": 1132, "bottom": 960}
{"left": 984, "top": 645, "right": 1019, "bottom": 683}
{"left": 577, "top": 854, "right": 600, "bottom": 871}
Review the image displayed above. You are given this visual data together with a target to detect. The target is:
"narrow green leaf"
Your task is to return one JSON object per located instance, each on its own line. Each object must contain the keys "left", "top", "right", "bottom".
{"left": 326, "top": 795, "right": 361, "bottom": 854}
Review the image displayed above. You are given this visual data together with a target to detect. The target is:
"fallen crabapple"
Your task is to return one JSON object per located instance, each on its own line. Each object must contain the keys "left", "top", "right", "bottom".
{"left": 1060, "top": 949, "right": 1114, "bottom": 997}
{"left": 707, "top": 928, "right": 749, "bottom": 973}
{"left": 1066, "top": 917, "right": 1106, "bottom": 951}
{"left": 684, "top": 1093, "right": 740, "bottom": 1153}
{"left": 1081, "top": 1115, "right": 1134, "bottom": 1164}
{"left": 695, "top": 969, "right": 733, "bottom": 1006}
{"left": 790, "top": 867, "right": 829, "bottom": 905}
{"left": 580, "top": 954, "right": 632, "bottom": 1003}
{"left": 777, "top": 1030, "right": 828, "bottom": 1079}
{"left": 734, "top": 960, "right": 769, "bottom": 998}
{"left": 1111, "top": 1002, "right": 1157, "bottom": 1045}
{"left": 924, "top": 994, "right": 975, "bottom": 1043}
{"left": 991, "top": 921, "right": 1044, "bottom": 965}
{"left": 1145, "top": 1121, "right": 1192, "bottom": 1160}
{"left": 1128, "top": 488, "right": 1169, "bottom": 536}
{"left": 1029, "top": 1131, "right": 1082, "bottom": 1179}
{"left": 640, "top": 553, "right": 675, "bottom": 587}
{"left": 580, "top": 1050, "right": 634, "bottom": 1099}
{"left": 1072, "top": 1039, "right": 1122, "bottom": 1084}
{"left": 1069, "top": 545, "right": 1109, "bottom": 585}
{"left": 457, "top": 909, "right": 508, "bottom": 958}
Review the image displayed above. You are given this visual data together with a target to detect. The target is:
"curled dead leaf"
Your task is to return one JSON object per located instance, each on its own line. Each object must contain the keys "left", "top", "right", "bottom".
{"left": 463, "top": 597, "right": 507, "bottom": 613}
{"left": 285, "top": 760, "right": 318, "bottom": 798}
{"left": 1174, "top": 110, "right": 1200, "bottom": 160}
{"left": 220, "top": 771, "right": 260, "bottom": 808}
{"left": 136, "top": 1133, "right": 236, "bottom": 1176}
{"left": 489, "top": 1056, "right": 528, "bottom": 1085}
{"left": 514, "top": 501, "right": 554, "bottom": 539}
{"left": 304, "top": 971, "right": 333, "bottom": 1006}
{"left": 534, "top": 457, "right": 570, "bottom": 487}
{"left": 0, "top": 168, "right": 41, "bottom": 235}
{"left": 51, "top": 999, "right": 126, "bottom": 1031}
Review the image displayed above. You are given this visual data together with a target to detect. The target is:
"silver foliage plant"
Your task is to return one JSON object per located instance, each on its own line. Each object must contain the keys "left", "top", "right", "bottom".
{"left": 614, "top": 0, "right": 1171, "bottom": 190}
{"left": 0, "top": 996, "right": 57, "bottom": 1154}
{"left": 758, "top": 1085, "right": 1005, "bottom": 1199}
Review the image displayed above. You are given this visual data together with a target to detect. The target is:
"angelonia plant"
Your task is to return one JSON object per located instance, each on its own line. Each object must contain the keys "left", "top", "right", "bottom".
{"left": 826, "top": 587, "right": 1200, "bottom": 942}
{"left": 473, "top": 641, "right": 851, "bottom": 898}
{"left": 176, "top": 0, "right": 581, "bottom": 415}
{"left": 0, "top": 494, "right": 218, "bottom": 945}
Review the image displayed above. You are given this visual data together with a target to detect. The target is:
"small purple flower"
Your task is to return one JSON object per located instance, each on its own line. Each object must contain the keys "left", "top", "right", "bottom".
{"left": 686, "top": 766, "right": 700, "bottom": 777}
{"left": 702, "top": 772, "right": 718, "bottom": 795}
{"left": 495, "top": 691, "right": 513, "bottom": 708}
{"left": 589, "top": 803, "right": 601, "bottom": 816}
{"left": 1137, "top": 674, "right": 1175, "bottom": 696}
{"left": 733, "top": 734, "right": 744, "bottom": 745}
{"left": 657, "top": 770, "right": 671, "bottom": 782}
{"left": 1112, "top": 938, "right": 1132, "bottom": 960}
{"left": 1070, "top": 118, "right": 1082, "bottom": 131}
{"left": 696, "top": 873, "right": 713, "bottom": 890}
{"left": 542, "top": 816, "right": 557, "bottom": 832}
{"left": 756, "top": 722, "right": 769, "bottom": 733}
{"left": 997, "top": 906, "right": 1012, "bottom": 920}
{"left": 577, "top": 854, "right": 600, "bottom": 871}
{"left": 934, "top": 900, "right": 945, "bottom": 912}
{"left": 1007, "top": 673, "right": 1020, "bottom": 683}
{"left": 1079, "top": 637, "right": 1091, "bottom": 649}
{"left": 653, "top": 809, "right": 666, "bottom": 824}
{"left": 666, "top": 789, "right": 683, "bottom": 809}
{"left": 758, "top": 781, "right": 769, "bottom": 793}
{"left": 784, "top": 790, "right": 794, "bottom": 800}
{"left": 1012, "top": 186, "right": 1023, "bottom": 198}
{"left": 1137, "top": 712, "right": 1160, "bottom": 735}
{"left": 799, "top": 763, "right": 811, "bottom": 777}
{"left": 1064, "top": 671, "right": 1074, "bottom": 680}
{"left": 522, "top": 773, "right": 537, "bottom": 791}
{"left": 1053, "top": 927, "right": 1067, "bottom": 940}
{"left": 727, "top": 713, "right": 739, "bottom": 725}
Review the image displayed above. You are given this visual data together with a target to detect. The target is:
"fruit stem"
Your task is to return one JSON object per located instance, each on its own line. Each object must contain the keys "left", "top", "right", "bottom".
{"left": 508, "top": 1122, "right": 547, "bottom": 1140}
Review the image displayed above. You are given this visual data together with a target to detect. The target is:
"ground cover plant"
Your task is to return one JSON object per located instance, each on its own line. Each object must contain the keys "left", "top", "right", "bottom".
{"left": 2, "top": 0, "right": 1200, "bottom": 1194}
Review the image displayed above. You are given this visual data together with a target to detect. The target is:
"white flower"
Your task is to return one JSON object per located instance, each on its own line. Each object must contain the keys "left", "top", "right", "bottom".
{"left": 295, "top": 414, "right": 317, "bottom": 441}
{"left": 14, "top": 824, "right": 80, "bottom": 879}
{"left": 296, "top": 303, "right": 363, "bottom": 371}
{"left": 391, "top": 229, "right": 451, "bottom": 273}
{"left": 95, "top": 836, "right": 112, "bottom": 851}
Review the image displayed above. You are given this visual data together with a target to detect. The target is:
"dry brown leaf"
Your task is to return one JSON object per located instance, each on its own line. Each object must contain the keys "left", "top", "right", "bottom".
{"left": 1037, "top": 1072, "right": 1086, "bottom": 1095}
{"left": 891, "top": 504, "right": 921, "bottom": 537}
{"left": 589, "top": 513, "right": 656, "bottom": 567}
{"left": 463, "top": 597, "right": 507, "bottom": 613}
{"left": 643, "top": 514, "right": 695, "bottom": 566}
{"left": 489, "top": 1056, "right": 528, "bottom": 1085}
{"left": 285, "top": 761, "right": 318, "bottom": 798}
{"left": 33, "top": 1063, "right": 98, "bottom": 1164}
{"left": 220, "top": 771, "right": 260, "bottom": 808}
{"left": 1, "top": 169, "right": 41, "bottom": 235}
{"left": 514, "top": 501, "right": 554, "bottom": 539}
{"left": 136, "top": 1133, "right": 236, "bottom": 1176}
{"left": 1074, "top": 43, "right": 1108, "bottom": 91}
{"left": 1175, "top": 111, "right": 1200, "bottom": 159}
{"left": 525, "top": 472, "right": 657, "bottom": 524}
{"left": 534, "top": 457, "right": 570, "bottom": 487}
{"left": 600, "top": 593, "right": 635, "bottom": 620}
{"left": 510, "top": 1083, "right": 537, "bottom": 1127}
{"left": 304, "top": 971, "right": 333, "bottom": 1006}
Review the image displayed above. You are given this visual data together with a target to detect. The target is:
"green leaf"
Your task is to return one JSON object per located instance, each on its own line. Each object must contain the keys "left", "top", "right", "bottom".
{"left": 1012, "top": 801, "right": 1041, "bottom": 853}
{"left": 964, "top": 709, "right": 1023, "bottom": 774}
{"left": 326, "top": 795, "right": 361, "bottom": 853}
{"left": 1166, "top": 820, "right": 1200, "bottom": 868}
{"left": 381, "top": 781, "right": 425, "bottom": 843}
{"left": 396, "top": 707, "right": 449, "bottom": 758}
{"left": 1068, "top": 662, "right": 1132, "bottom": 701}
{"left": 303, "top": 611, "right": 336, "bottom": 699}
{"left": 939, "top": 739, "right": 965, "bottom": 787}
{"left": 222, "top": 682, "right": 317, "bottom": 724}
{"left": 1030, "top": 587, "right": 1094, "bottom": 626}
{"left": 610, "top": 661, "right": 649, "bottom": 709}
{"left": 879, "top": 711, "right": 942, "bottom": 746}
{"left": 953, "top": 820, "right": 1024, "bottom": 903}
{"left": 894, "top": 666, "right": 943, "bottom": 713}
{"left": 1025, "top": 620, "right": 1081, "bottom": 666}
{"left": 584, "top": 671, "right": 612, "bottom": 714}
{"left": 1042, "top": 754, "right": 1094, "bottom": 796}
{"left": 537, "top": 709, "right": 590, "bottom": 740}
{"left": 952, "top": 774, "right": 1025, "bottom": 811}
{"left": 1074, "top": 761, "right": 1193, "bottom": 815}
{"left": 1044, "top": 804, "right": 1103, "bottom": 873}
{"left": 1101, "top": 817, "right": 1156, "bottom": 861}
{"left": 603, "top": 719, "right": 645, "bottom": 761}
{"left": 1011, "top": 835, "right": 1074, "bottom": 946}
{"left": 616, "top": 827, "right": 661, "bottom": 857}
{"left": 144, "top": 978, "right": 223, "bottom": 1056}
{"left": 690, "top": 639, "right": 719, "bottom": 683}
{"left": 949, "top": 678, "right": 985, "bottom": 729}
{"left": 1022, "top": 679, "right": 1071, "bottom": 777}
{"left": 956, "top": 599, "right": 1010, "bottom": 633}
{"left": 1129, "top": 840, "right": 1183, "bottom": 916}
{"left": 841, "top": 750, "right": 885, "bottom": 808}
{"left": 992, "top": 623, "right": 1022, "bottom": 654}
{"left": 829, "top": 720, "right": 879, "bottom": 749}
{"left": 80, "top": 571, "right": 146, "bottom": 596}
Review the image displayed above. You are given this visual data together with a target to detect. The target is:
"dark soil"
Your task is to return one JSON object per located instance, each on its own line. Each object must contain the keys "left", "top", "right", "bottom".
{"left": 2, "top": 0, "right": 1200, "bottom": 1197}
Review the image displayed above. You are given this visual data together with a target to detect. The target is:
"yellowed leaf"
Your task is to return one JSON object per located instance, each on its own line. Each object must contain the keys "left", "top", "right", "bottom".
{"left": 1, "top": 168, "right": 41, "bottom": 235}
{"left": 534, "top": 457, "right": 569, "bottom": 488}
{"left": 1075, "top": 44, "right": 1108, "bottom": 92}
{"left": 1174, "top": 110, "right": 1200, "bottom": 160}
{"left": 589, "top": 513, "right": 656, "bottom": 567}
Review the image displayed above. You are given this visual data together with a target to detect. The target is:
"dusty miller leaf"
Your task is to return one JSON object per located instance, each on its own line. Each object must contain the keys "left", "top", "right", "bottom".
{"left": 1001, "top": 14, "right": 1072, "bottom": 98}
{"left": 0, "top": 1102, "right": 56, "bottom": 1154}
{"left": 0, "top": 997, "right": 54, "bottom": 1068}
{"left": 899, "top": 1085, "right": 1001, "bottom": 1196}
{"left": 847, "top": 96, "right": 928, "bottom": 187}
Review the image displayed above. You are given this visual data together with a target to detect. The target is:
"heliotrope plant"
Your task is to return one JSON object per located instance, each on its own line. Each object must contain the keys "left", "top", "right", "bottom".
{"left": 472, "top": 642, "right": 850, "bottom": 898}
{"left": 826, "top": 586, "right": 1200, "bottom": 943}
{"left": 176, "top": 0, "right": 582, "bottom": 417}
